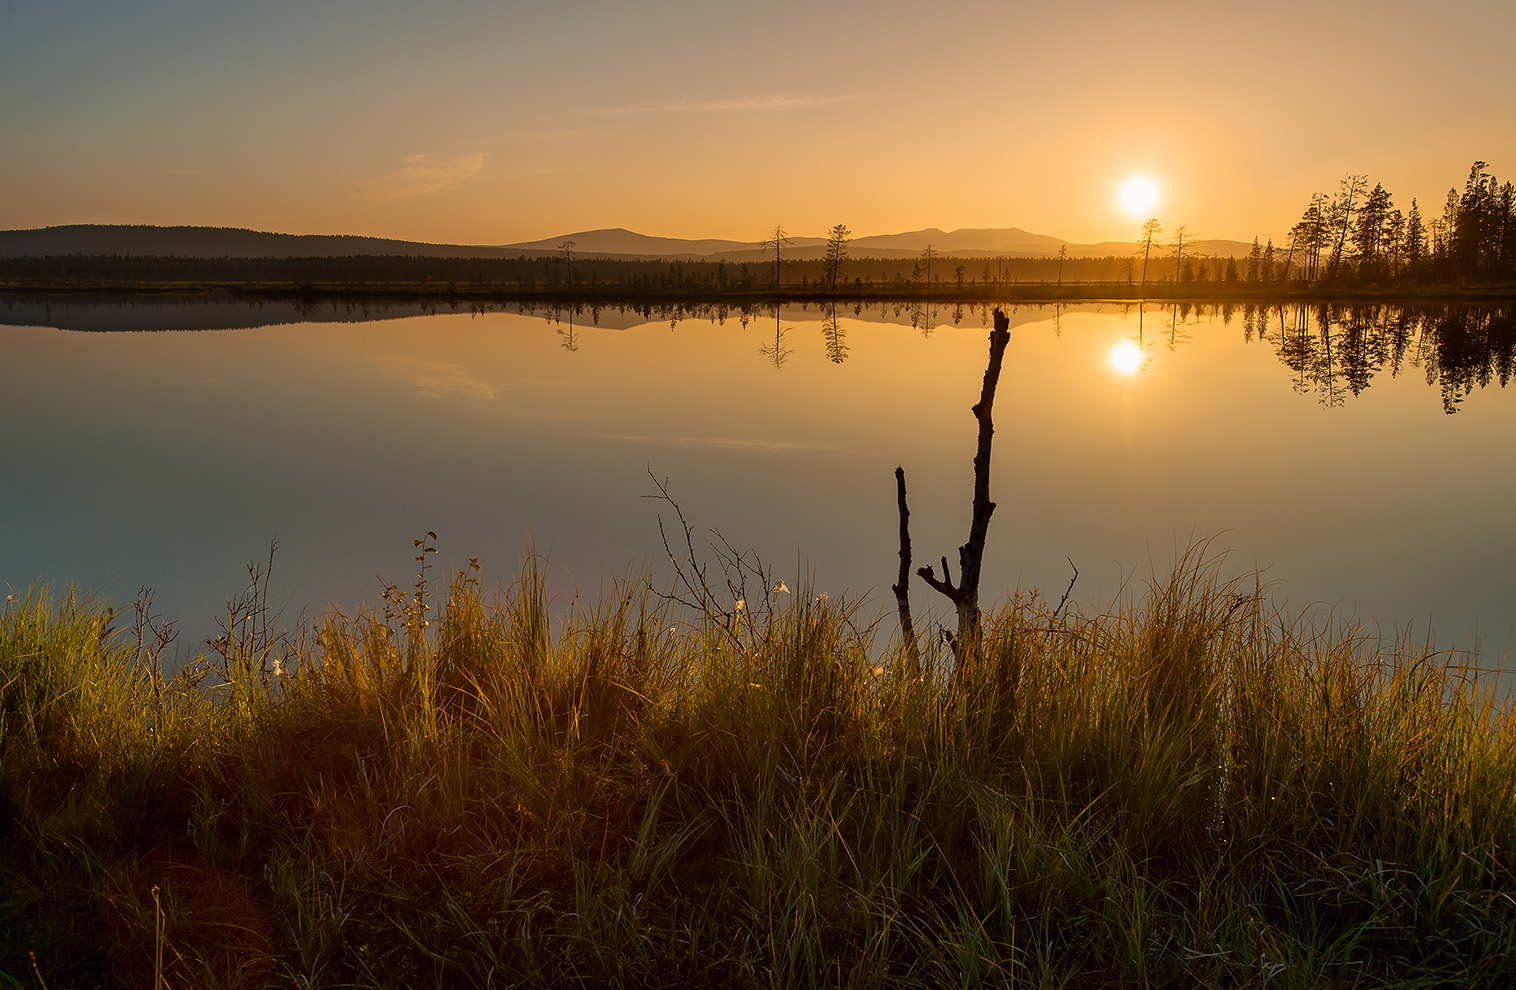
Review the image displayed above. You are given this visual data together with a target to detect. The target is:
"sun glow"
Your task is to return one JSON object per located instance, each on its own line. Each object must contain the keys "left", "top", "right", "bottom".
{"left": 1118, "top": 176, "right": 1160, "bottom": 217}
{"left": 1109, "top": 340, "right": 1143, "bottom": 375}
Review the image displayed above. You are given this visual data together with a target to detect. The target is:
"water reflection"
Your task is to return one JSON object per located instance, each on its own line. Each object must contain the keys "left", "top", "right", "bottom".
{"left": 822, "top": 303, "right": 849, "bottom": 364}
{"left": 4, "top": 295, "right": 1512, "bottom": 412}
{"left": 1110, "top": 340, "right": 1143, "bottom": 375}
{"left": 2, "top": 297, "right": 1513, "bottom": 674}
{"left": 758, "top": 306, "right": 793, "bottom": 371}
{"left": 1230, "top": 303, "right": 1516, "bottom": 413}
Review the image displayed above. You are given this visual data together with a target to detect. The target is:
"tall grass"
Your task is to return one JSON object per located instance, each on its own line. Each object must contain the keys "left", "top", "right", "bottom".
{"left": 2, "top": 552, "right": 1512, "bottom": 988}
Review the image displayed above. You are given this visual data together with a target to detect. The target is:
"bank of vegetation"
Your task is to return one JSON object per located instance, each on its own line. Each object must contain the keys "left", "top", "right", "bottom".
{"left": 3, "top": 161, "right": 1513, "bottom": 304}
{"left": 2, "top": 544, "right": 1513, "bottom": 988}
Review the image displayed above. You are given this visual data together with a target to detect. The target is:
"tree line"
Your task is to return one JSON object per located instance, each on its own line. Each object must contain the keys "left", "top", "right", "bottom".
{"left": 1231, "top": 161, "right": 1515, "bottom": 287}
{"left": 0, "top": 251, "right": 1194, "bottom": 293}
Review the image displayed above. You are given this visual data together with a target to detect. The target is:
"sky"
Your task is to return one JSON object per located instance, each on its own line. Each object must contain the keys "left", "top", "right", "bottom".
{"left": 3, "top": 0, "right": 1513, "bottom": 247}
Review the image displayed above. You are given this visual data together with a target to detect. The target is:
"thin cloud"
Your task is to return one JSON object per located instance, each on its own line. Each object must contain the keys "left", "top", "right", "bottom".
{"left": 355, "top": 152, "right": 487, "bottom": 201}
{"left": 365, "top": 355, "right": 497, "bottom": 401}
{"left": 588, "top": 92, "right": 868, "bottom": 117}
{"left": 588, "top": 431, "right": 851, "bottom": 455}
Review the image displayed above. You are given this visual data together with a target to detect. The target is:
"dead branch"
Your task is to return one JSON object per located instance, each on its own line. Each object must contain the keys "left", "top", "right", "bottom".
{"left": 891, "top": 466, "right": 921, "bottom": 673}
{"left": 915, "top": 307, "right": 1011, "bottom": 660}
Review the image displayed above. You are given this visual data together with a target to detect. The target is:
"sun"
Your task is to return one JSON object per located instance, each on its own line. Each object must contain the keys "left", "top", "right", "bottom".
{"left": 1118, "top": 175, "right": 1160, "bottom": 217}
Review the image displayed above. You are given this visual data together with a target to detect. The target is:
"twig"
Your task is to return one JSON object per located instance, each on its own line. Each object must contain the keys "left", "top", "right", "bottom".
{"left": 643, "top": 468, "right": 771, "bottom": 649}
{"left": 1053, "top": 557, "right": 1079, "bottom": 620}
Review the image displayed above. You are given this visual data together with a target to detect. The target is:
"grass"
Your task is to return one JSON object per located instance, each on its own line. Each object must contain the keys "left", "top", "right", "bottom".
{"left": 2, "top": 548, "right": 1513, "bottom": 988}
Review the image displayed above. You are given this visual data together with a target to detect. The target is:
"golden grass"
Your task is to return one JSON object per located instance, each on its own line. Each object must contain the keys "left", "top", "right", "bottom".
{"left": 2, "top": 551, "right": 1512, "bottom": 988}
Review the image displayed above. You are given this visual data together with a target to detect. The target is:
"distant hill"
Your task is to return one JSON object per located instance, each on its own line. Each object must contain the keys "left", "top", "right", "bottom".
{"left": 852, "top": 226, "right": 1066, "bottom": 255}
{"left": 500, "top": 227, "right": 826, "bottom": 259}
{"left": 0, "top": 224, "right": 1256, "bottom": 262}
{"left": 500, "top": 226, "right": 1255, "bottom": 261}
{"left": 0, "top": 225, "right": 525, "bottom": 261}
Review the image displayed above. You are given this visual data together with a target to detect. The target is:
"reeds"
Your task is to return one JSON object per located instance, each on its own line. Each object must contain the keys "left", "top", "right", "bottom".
{"left": 2, "top": 552, "right": 1512, "bottom": 988}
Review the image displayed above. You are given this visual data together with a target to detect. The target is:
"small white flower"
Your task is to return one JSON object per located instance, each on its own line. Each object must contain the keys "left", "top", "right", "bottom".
{"left": 772, "top": 580, "right": 789, "bottom": 594}
{"left": 734, "top": 599, "right": 745, "bottom": 612}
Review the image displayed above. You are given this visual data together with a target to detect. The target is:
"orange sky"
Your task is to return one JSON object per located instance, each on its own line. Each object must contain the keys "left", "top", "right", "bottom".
{"left": 3, "top": 0, "right": 1513, "bottom": 247}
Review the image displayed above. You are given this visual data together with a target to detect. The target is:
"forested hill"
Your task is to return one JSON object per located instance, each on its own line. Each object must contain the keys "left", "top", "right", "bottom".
{"left": 0, "top": 224, "right": 1255, "bottom": 263}
{"left": 0, "top": 225, "right": 526, "bottom": 261}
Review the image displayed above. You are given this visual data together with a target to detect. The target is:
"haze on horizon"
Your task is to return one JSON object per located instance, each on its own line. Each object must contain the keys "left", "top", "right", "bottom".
{"left": 3, "top": 0, "right": 1512, "bottom": 249}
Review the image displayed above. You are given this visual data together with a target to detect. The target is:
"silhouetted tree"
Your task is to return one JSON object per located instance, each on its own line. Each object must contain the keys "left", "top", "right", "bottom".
{"left": 1352, "top": 182, "right": 1393, "bottom": 280}
{"left": 1328, "top": 174, "right": 1368, "bottom": 280}
{"left": 823, "top": 223, "right": 850, "bottom": 293}
{"left": 1138, "top": 219, "right": 1162, "bottom": 292}
{"left": 920, "top": 243, "right": 937, "bottom": 289}
{"left": 1450, "top": 161, "right": 1514, "bottom": 278}
{"left": 1171, "top": 225, "right": 1193, "bottom": 283}
{"left": 1403, "top": 200, "right": 1426, "bottom": 275}
{"left": 762, "top": 224, "right": 793, "bottom": 289}
{"left": 1385, "top": 209, "right": 1406, "bottom": 277}
{"left": 1292, "top": 193, "right": 1329, "bottom": 281}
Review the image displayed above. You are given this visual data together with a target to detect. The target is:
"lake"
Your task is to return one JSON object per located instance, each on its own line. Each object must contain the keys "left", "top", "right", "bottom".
{"left": 2, "top": 295, "right": 1512, "bottom": 675}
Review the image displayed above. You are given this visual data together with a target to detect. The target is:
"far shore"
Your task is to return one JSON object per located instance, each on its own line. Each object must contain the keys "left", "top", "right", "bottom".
{"left": 4, "top": 278, "right": 1516, "bottom": 305}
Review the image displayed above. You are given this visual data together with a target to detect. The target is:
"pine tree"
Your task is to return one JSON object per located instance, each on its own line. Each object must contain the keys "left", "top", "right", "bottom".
{"left": 822, "top": 223, "right": 851, "bottom": 293}
{"left": 1454, "top": 162, "right": 1497, "bottom": 277}
{"left": 1385, "top": 209, "right": 1405, "bottom": 277}
{"left": 1403, "top": 199, "right": 1426, "bottom": 274}
{"left": 1172, "top": 225, "right": 1193, "bottom": 283}
{"left": 1300, "top": 193, "right": 1329, "bottom": 280}
{"left": 1327, "top": 174, "right": 1368, "bottom": 280}
{"left": 1138, "top": 219, "right": 1162, "bottom": 291}
{"left": 762, "top": 224, "right": 793, "bottom": 289}
{"left": 1352, "top": 182, "right": 1393, "bottom": 271}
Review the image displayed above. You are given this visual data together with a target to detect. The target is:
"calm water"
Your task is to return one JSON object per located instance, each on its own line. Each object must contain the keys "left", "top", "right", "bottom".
{"left": 2, "top": 296, "right": 1513, "bottom": 671}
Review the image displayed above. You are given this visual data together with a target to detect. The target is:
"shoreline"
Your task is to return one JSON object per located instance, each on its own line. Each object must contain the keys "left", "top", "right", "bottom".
{"left": 4, "top": 278, "right": 1516, "bottom": 305}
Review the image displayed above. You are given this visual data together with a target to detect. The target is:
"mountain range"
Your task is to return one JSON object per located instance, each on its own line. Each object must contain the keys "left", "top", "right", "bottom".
{"left": 0, "top": 224, "right": 1255, "bottom": 262}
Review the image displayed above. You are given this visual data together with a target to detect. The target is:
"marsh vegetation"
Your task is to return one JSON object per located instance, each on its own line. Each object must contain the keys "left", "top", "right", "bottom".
{"left": 2, "top": 543, "right": 1513, "bottom": 988}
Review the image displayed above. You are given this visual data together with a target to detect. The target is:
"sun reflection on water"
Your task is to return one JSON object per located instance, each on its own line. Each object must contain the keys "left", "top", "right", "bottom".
{"left": 1109, "top": 340, "right": 1144, "bottom": 375}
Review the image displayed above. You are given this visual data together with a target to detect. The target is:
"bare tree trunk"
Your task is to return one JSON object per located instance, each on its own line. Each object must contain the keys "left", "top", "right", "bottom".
{"left": 892, "top": 466, "right": 920, "bottom": 674}
{"left": 916, "top": 307, "right": 1012, "bottom": 660}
